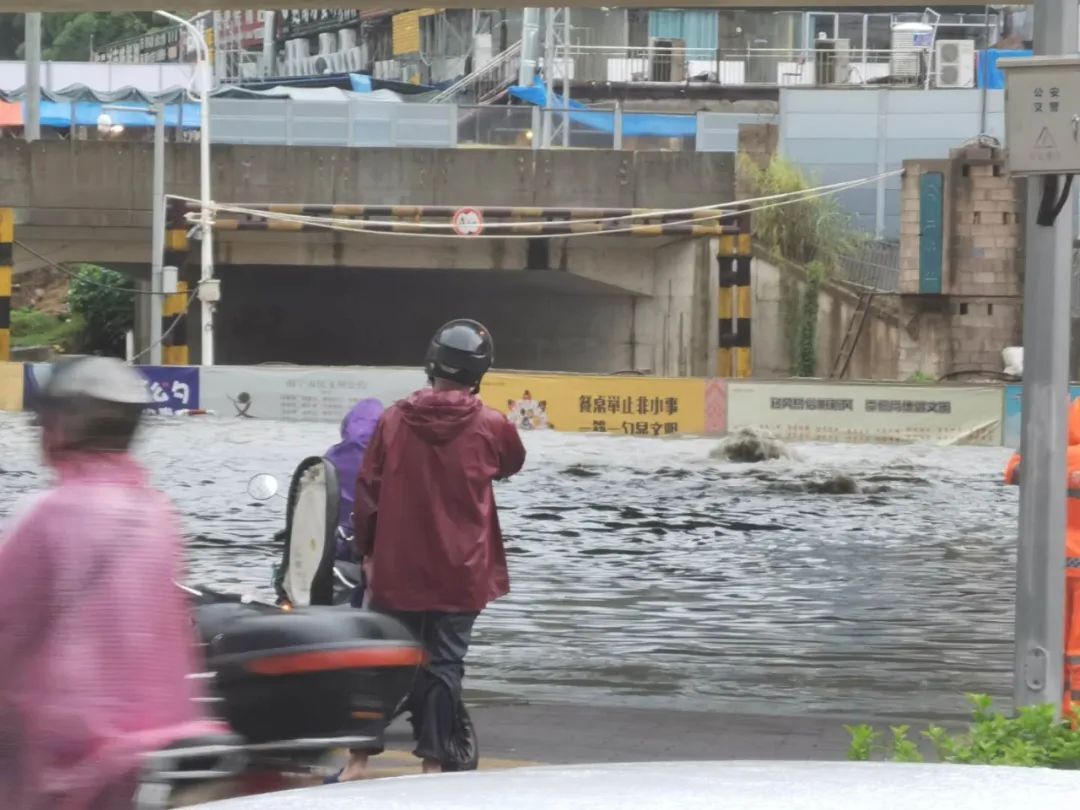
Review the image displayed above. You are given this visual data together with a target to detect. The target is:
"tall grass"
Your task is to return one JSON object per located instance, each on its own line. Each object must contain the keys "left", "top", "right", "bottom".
{"left": 737, "top": 153, "right": 866, "bottom": 270}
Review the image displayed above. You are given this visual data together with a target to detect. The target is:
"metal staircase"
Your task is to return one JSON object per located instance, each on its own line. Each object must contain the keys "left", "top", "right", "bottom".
{"left": 430, "top": 40, "right": 523, "bottom": 105}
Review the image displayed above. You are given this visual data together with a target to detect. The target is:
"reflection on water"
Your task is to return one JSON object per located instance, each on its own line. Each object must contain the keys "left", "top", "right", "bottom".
{"left": 0, "top": 414, "right": 1017, "bottom": 721}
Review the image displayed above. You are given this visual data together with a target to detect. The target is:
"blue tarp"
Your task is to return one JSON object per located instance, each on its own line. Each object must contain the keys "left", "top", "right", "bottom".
{"left": 349, "top": 73, "right": 373, "bottom": 93}
{"left": 509, "top": 78, "right": 696, "bottom": 139}
{"left": 977, "top": 49, "right": 1033, "bottom": 89}
{"left": 37, "top": 100, "right": 201, "bottom": 129}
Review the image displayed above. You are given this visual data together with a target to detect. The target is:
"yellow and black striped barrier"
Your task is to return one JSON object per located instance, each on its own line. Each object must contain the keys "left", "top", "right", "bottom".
{"left": 163, "top": 200, "right": 190, "bottom": 366}
{"left": 0, "top": 208, "right": 12, "bottom": 362}
{"left": 716, "top": 213, "right": 753, "bottom": 378}
{"left": 212, "top": 217, "right": 731, "bottom": 238}
{"left": 717, "top": 240, "right": 734, "bottom": 378}
{"left": 190, "top": 201, "right": 744, "bottom": 223}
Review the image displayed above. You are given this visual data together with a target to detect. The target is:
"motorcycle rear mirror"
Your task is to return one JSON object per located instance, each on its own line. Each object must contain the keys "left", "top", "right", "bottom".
{"left": 247, "top": 474, "right": 280, "bottom": 501}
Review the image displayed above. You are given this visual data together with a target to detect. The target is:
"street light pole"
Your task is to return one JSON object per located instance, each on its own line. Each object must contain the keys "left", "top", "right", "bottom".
{"left": 1013, "top": 0, "right": 1078, "bottom": 711}
{"left": 156, "top": 10, "right": 215, "bottom": 367}
{"left": 24, "top": 13, "right": 41, "bottom": 142}
{"left": 150, "top": 102, "right": 165, "bottom": 366}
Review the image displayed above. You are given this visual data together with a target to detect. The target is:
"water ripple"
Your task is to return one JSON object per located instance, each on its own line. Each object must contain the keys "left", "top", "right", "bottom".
{"left": 0, "top": 415, "right": 1017, "bottom": 721}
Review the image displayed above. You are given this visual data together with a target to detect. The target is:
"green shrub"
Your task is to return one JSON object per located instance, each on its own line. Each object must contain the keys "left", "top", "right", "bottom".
{"left": 847, "top": 694, "right": 1080, "bottom": 768}
{"left": 736, "top": 154, "right": 865, "bottom": 269}
{"left": 66, "top": 264, "right": 134, "bottom": 357}
{"left": 792, "top": 260, "right": 825, "bottom": 377}
{"left": 11, "top": 308, "right": 83, "bottom": 350}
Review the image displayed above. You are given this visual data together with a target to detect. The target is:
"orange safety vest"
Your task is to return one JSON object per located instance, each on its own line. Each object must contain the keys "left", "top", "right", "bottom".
{"left": 1005, "top": 452, "right": 1080, "bottom": 575}
{"left": 1006, "top": 399, "right": 1080, "bottom": 711}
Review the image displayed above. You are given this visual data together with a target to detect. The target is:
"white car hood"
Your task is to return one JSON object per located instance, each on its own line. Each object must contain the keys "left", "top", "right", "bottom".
{"left": 192, "top": 760, "right": 1080, "bottom": 809}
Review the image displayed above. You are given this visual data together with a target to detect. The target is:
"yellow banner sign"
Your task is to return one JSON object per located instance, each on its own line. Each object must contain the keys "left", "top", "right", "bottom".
{"left": 0, "top": 361, "right": 23, "bottom": 411}
{"left": 482, "top": 372, "right": 706, "bottom": 436}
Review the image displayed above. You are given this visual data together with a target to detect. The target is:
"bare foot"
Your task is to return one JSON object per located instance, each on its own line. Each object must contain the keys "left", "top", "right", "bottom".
{"left": 338, "top": 753, "right": 370, "bottom": 782}
{"left": 422, "top": 759, "right": 443, "bottom": 775}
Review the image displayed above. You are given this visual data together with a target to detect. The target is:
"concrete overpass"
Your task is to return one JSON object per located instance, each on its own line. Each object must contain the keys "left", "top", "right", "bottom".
{"left": 0, "top": 141, "right": 734, "bottom": 374}
{"left": 22, "top": 1, "right": 1014, "bottom": 10}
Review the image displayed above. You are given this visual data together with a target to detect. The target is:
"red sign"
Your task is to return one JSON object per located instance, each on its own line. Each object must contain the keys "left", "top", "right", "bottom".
{"left": 451, "top": 208, "right": 484, "bottom": 237}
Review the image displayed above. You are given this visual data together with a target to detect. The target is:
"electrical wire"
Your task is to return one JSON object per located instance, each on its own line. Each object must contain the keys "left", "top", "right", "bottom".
{"left": 14, "top": 239, "right": 172, "bottom": 296}
{"left": 125, "top": 289, "right": 198, "bottom": 366}
{"left": 169, "top": 169, "right": 903, "bottom": 236}
{"left": 12, "top": 238, "right": 196, "bottom": 365}
{"left": 179, "top": 170, "right": 902, "bottom": 242}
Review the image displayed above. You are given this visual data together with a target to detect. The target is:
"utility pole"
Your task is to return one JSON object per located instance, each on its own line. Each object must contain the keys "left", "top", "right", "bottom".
{"left": 1010, "top": 0, "right": 1078, "bottom": 711}
{"left": 150, "top": 103, "right": 165, "bottom": 366}
{"left": 518, "top": 8, "right": 540, "bottom": 87}
{"left": 542, "top": 8, "right": 555, "bottom": 148}
{"left": 24, "top": 13, "right": 41, "bottom": 142}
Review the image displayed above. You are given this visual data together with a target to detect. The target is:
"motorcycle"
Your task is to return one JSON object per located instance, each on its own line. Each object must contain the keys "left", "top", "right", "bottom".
{"left": 136, "top": 456, "right": 475, "bottom": 807}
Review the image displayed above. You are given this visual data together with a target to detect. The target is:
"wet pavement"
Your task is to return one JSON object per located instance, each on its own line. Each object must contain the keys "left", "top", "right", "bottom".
{"left": 0, "top": 414, "right": 1018, "bottom": 723}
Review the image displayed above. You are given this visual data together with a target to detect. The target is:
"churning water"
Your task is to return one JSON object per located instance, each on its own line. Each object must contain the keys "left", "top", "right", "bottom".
{"left": 0, "top": 414, "right": 1018, "bottom": 721}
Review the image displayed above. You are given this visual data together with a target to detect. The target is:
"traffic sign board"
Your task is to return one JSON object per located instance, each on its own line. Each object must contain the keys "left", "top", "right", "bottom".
{"left": 452, "top": 207, "right": 484, "bottom": 237}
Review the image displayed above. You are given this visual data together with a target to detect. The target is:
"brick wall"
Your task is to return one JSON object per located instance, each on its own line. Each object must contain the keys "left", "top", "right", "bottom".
{"left": 899, "top": 146, "right": 1023, "bottom": 378}
{"left": 948, "top": 155, "right": 1022, "bottom": 299}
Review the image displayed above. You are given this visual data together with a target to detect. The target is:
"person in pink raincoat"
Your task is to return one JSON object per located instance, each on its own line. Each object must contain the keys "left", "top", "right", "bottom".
{"left": 0, "top": 357, "right": 220, "bottom": 810}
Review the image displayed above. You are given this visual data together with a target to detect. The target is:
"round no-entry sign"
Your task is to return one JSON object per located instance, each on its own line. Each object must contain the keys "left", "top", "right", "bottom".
{"left": 452, "top": 207, "right": 484, "bottom": 236}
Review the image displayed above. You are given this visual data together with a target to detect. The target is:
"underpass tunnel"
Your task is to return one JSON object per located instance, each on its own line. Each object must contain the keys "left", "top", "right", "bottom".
{"left": 215, "top": 265, "right": 648, "bottom": 373}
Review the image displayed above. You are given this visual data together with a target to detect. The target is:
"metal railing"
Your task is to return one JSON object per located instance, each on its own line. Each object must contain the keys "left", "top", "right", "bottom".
{"left": 835, "top": 241, "right": 901, "bottom": 292}
{"left": 431, "top": 40, "right": 522, "bottom": 105}
{"left": 551, "top": 44, "right": 965, "bottom": 89}
{"left": 456, "top": 103, "right": 696, "bottom": 151}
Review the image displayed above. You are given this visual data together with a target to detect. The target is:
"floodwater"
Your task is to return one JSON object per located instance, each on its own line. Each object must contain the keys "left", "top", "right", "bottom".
{"left": 0, "top": 414, "right": 1018, "bottom": 721}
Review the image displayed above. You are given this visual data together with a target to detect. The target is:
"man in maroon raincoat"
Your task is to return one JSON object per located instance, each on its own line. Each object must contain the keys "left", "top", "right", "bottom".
{"left": 341, "top": 319, "right": 525, "bottom": 780}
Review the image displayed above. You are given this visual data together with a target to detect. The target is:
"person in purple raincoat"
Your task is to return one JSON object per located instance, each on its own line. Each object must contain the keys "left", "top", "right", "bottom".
{"left": 324, "top": 398, "right": 385, "bottom": 563}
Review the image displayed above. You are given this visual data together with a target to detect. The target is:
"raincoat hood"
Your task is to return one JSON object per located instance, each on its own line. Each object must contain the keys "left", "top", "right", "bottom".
{"left": 325, "top": 399, "right": 385, "bottom": 538}
{"left": 328, "top": 399, "right": 385, "bottom": 457}
{"left": 0, "top": 452, "right": 219, "bottom": 809}
{"left": 1070, "top": 398, "right": 1080, "bottom": 446}
{"left": 400, "top": 388, "right": 483, "bottom": 445}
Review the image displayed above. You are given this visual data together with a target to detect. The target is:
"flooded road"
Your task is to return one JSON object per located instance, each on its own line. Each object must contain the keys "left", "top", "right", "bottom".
{"left": 0, "top": 414, "right": 1017, "bottom": 721}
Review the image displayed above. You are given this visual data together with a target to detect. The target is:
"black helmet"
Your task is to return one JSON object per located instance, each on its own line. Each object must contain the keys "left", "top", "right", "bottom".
{"left": 425, "top": 319, "right": 494, "bottom": 391}
{"left": 35, "top": 356, "right": 149, "bottom": 453}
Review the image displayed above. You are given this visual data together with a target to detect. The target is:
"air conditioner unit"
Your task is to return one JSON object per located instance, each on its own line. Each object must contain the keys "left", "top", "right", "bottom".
{"left": 935, "top": 39, "right": 975, "bottom": 88}
{"left": 648, "top": 37, "right": 687, "bottom": 83}
{"left": 813, "top": 38, "right": 850, "bottom": 85}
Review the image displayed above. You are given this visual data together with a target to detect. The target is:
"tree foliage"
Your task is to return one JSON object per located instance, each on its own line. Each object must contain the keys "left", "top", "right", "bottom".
{"left": 66, "top": 265, "right": 134, "bottom": 357}
{"left": 736, "top": 154, "right": 865, "bottom": 268}
{"left": 0, "top": 13, "right": 159, "bottom": 61}
{"left": 793, "top": 261, "right": 825, "bottom": 377}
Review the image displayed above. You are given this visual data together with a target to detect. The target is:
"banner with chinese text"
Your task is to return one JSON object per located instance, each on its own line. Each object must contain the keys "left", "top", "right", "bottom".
{"left": 727, "top": 380, "right": 1003, "bottom": 445}
{"left": 482, "top": 372, "right": 707, "bottom": 436}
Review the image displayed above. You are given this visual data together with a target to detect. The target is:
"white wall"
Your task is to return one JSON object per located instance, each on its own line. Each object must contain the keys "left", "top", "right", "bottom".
{"left": 0, "top": 61, "right": 201, "bottom": 92}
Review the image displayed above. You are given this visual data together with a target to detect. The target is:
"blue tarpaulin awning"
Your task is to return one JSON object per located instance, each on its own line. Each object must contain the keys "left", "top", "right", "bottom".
{"left": 508, "top": 78, "right": 696, "bottom": 139}
{"left": 38, "top": 100, "right": 201, "bottom": 129}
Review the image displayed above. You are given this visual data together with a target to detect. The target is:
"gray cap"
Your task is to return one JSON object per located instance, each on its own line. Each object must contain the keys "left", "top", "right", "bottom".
{"left": 40, "top": 356, "right": 151, "bottom": 406}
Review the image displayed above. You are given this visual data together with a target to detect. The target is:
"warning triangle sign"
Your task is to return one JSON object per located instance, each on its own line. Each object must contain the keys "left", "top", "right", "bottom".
{"left": 1034, "top": 126, "right": 1057, "bottom": 150}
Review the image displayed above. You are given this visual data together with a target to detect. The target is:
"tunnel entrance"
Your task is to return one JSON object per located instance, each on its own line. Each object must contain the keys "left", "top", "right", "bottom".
{"left": 215, "top": 265, "right": 641, "bottom": 372}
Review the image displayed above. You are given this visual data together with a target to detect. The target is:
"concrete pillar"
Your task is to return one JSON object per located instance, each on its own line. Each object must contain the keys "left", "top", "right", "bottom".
{"left": 717, "top": 213, "right": 754, "bottom": 378}
{"left": 0, "top": 209, "right": 12, "bottom": 361}
{"left": 717, "top": 240, "right": 734, "bottom": 377}
{"left": 899, "top": 149, "right": 1023, "bottom": 379}
{"left": 133, "top": 277, "right": 151, "bottom": 363}
{"left": 163, "top": 201, "right": 190, "bottom": 366}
